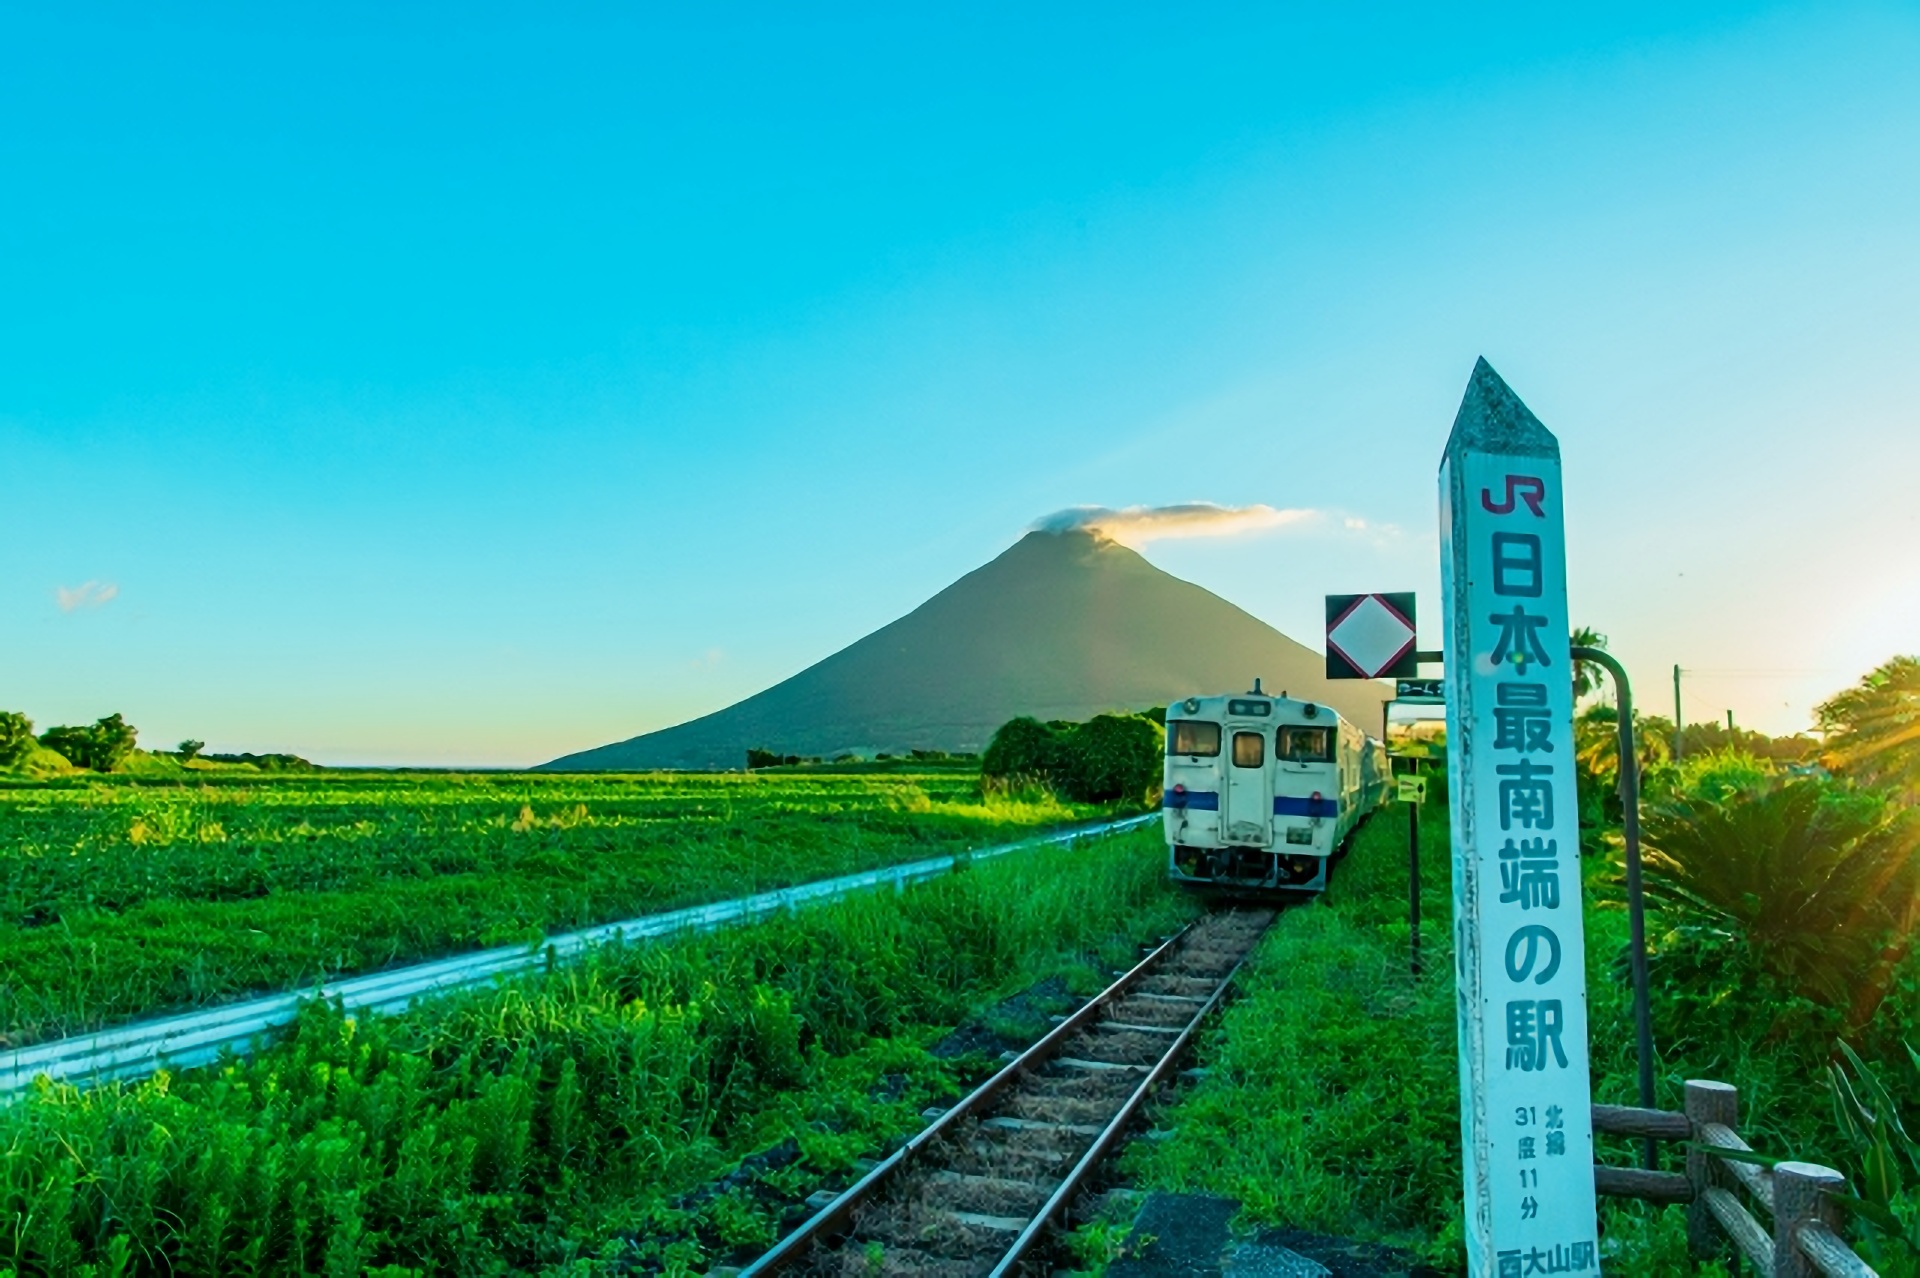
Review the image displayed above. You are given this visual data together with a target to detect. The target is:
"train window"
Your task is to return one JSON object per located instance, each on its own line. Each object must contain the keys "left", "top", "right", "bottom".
{"left": 1168, "top": 720, "right": 1221, "bottom": 757}
{"left": 1232, "top": 731, "right": 1265, "bottom": 768}
{"left": 1277, "top": 726, "right": 1334, "bottom": 762}
{"left": 1226, "top": 698, "right": 1272, "bottom": 717}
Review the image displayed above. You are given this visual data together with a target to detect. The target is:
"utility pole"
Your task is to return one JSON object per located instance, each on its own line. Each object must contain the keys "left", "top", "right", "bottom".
{"left": 1672, "top": 664, "right": 1683, "bottom": 761}
{"left": 1726, "top": 708, "right": 1734, "bottom": 732}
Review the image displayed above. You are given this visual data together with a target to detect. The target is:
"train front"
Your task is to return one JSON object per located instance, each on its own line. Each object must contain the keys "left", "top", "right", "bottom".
{"left": 1163, "top": 690, "right": 1345, "bottom": 894}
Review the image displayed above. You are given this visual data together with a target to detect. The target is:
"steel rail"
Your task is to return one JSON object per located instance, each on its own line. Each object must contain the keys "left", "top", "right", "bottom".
{"left": 2, "top": 812, "right": 1158, "bottom": 1097}
{"left": 738, "top": 920, "right": 1199, "bottom": 1276}
{"left": 742, "top": 911, "right": 1267, "bottom": 1277}
{"left": 988, "top": 939, "right": 1258, "bottom": 1277}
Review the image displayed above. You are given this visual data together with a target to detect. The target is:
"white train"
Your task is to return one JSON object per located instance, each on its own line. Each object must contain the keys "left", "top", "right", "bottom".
{"left": 1163, "top": 680, "right": 1390, "bottom": 894}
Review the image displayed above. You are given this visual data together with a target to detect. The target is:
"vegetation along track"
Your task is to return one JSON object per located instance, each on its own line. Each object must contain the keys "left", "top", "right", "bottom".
{"left": 742, "top": 907, "right": 1274, "bottom": 1277}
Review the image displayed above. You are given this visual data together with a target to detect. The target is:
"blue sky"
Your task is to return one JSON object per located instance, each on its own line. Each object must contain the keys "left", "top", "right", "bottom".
{"left": 7, "top": 3, "right": 1918, "bottom": 764}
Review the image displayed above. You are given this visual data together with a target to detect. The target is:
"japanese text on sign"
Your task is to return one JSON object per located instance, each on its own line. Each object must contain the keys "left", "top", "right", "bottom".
{"left": 1440, "top": 361, "right": 1598, "bottom": 1275}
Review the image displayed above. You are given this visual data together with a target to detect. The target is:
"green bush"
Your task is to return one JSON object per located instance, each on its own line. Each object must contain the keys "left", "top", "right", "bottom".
{"left": 1674, "top": 748, "right": 1774, "bottom": 805}
{"left": 1054, "top": 713, "right": 1163, "bottom": 803}
{"left": 0, "top": 711, "right": 33, "bottom": 769}
{"left": 980, "top": 716, "right": 1060, "bottom": 783}
{"left": 38, "top": 714, "right": 138, "bottom": 773}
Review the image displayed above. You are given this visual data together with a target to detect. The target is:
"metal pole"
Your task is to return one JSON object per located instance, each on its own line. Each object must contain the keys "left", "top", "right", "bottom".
{"left": 1672, "top": 664, "right": 1683, "bottom": 762}
{"left": 1409, "top": 794, "right": 1421, "bottom": 977}
{"left": 1575, "top": 645, "right": 1656, "bottom": 1168}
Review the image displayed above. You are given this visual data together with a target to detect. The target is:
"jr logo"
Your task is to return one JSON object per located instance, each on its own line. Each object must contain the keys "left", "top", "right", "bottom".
{"left": 1481, "top": 475, "right": 1546, "bottom": 517}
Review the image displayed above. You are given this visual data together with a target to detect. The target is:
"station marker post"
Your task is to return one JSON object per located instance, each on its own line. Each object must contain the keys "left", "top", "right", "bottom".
{"left": 1440, "top": 359, "right": 1599, "bottom": 1275}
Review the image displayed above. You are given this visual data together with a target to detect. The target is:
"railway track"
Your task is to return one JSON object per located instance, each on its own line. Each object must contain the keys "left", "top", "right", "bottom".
{"left": 740, "top": 907, "right": 1274, "bottom": 1277}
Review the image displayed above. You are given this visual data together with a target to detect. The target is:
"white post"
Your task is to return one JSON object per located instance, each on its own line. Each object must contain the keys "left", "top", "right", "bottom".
{"left": 1440, "top": 358, "right": 1600, "bottom": 1275}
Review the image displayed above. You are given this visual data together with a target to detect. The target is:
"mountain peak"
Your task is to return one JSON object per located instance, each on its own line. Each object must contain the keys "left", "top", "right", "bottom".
{"left": 542, "top": 532, "right": 1391, "bottom": 769}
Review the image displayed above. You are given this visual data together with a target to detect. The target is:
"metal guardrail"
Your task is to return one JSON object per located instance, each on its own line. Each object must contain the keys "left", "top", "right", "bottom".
{"left": 1, "top": 812, "right": 1160, "bottom": 1097}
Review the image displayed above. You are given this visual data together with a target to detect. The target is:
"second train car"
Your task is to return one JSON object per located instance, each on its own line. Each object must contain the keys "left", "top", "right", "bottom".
{"left": 1162, "top": 680, "right": 1390, "bottom": 894}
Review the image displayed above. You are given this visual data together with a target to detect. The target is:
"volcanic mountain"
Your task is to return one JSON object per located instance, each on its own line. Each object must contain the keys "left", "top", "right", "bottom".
{"left": 540, "top": 529, "right": 1392, "bottom": 770}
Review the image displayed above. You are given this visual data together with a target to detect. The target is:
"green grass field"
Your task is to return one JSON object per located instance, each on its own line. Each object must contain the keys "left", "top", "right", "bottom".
{"left": 0, "top": 770, "right": 1112, "bottom": 1046}
{"left": 1125, "top": 793, "right": 1789, "bottom": 1273}
{"left": 0, "top": 824, "right": 1190, "bottom": 1276}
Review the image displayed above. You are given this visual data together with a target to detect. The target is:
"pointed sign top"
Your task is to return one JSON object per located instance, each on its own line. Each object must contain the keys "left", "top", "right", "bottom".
{"left": 1443, "top": 357, "right": 1559, "bottom": 463}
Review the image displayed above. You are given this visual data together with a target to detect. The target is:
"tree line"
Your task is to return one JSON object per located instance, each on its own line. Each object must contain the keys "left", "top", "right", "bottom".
{"left": 0, "top": 711, "right": 315, "bottom": 774}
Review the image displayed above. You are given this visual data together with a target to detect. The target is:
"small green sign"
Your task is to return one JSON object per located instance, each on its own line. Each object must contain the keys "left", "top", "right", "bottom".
{"left": 1396, "top": 775, "right": 1428, "bottom": 804}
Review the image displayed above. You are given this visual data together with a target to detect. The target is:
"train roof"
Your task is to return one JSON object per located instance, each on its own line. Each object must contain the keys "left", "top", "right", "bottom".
{"left": 1167, "top": 687, "right": 1352, "bottom": 727}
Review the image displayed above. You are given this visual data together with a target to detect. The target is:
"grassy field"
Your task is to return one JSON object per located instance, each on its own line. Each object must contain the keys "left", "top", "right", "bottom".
{"left": 0, "top": 770, "right": 1112, "bottom": 1046}
{"left": 1126, "top": 792, "right": 1745, "bottom": 1273}
{"left": 0, "top": 824, "right": 1191, "bottom": 1277}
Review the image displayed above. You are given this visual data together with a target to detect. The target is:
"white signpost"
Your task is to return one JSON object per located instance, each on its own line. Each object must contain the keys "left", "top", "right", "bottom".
{"left": 1440, "top": 359, "right": 1599, "bottom": 1276}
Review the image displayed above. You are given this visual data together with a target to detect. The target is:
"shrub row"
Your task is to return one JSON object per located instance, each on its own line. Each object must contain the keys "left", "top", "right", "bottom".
{"left": 980, "top": 712, "right": 1163, "bottom": 803}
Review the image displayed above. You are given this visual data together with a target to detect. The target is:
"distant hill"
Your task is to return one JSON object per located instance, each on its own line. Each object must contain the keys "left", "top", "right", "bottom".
{"left": 541, "top": 529, "right": 1392, "bottom": 770}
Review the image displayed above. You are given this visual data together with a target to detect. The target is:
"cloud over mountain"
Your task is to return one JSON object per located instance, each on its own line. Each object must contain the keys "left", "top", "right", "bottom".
{"left": 1032, "top": 502, "right": 1316, "bottom": 547}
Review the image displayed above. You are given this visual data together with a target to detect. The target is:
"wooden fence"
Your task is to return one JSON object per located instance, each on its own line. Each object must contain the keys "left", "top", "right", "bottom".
{"left": 1591, "top": 1080, "right": 1877, "bottom": 1277}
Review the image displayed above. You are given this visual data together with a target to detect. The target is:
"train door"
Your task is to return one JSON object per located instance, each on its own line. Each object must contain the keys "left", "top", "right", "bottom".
{"left": 1221, "top": 725, "right": 1272, "bottom": 845}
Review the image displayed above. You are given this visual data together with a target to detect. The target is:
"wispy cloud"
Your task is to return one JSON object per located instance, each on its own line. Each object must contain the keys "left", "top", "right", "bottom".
{"left": 55, "top": 581, "right": 119, "bottom": 613}
{"left": 1032, "top": 502, "right": 1319, "bottom": 547}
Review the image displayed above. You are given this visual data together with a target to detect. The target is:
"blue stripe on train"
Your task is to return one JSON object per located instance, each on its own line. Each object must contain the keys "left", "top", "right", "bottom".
{"left": 1161, "top": 792, "right": 1337, "bottom": 818}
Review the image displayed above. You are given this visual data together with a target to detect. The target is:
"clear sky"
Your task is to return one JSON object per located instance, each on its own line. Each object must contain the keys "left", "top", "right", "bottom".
{"left": 7, "top": 3, "right": 1918, "bottom": 765}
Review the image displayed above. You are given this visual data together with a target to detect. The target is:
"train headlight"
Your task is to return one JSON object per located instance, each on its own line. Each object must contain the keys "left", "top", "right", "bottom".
{"left": 1184, "top": 698, "right": 1200, "bottom": 713}
{"left": 1303, "top": 703, "right": 1319, "bottom": 718}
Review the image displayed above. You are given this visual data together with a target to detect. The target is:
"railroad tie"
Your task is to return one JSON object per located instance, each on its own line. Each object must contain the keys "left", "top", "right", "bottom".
{"left": 1052, "top": 1057, "right": 1148, "bottom": 1072}
{"left": 945, "top": 1210, "right": 1032, "bottom": 1233}
{"left": 981, "top": 1115, "right": 1105, "bottom": 1138}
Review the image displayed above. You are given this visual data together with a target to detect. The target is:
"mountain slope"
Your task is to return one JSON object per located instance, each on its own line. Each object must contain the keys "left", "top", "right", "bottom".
{"left": 541, "top": 530, "right": 1392, "bottom": 770}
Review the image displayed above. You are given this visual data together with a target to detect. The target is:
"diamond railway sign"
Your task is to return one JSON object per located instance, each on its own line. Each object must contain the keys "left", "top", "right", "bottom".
{"left": 1325, "top": 591, "right": 1419, "bottom": 680}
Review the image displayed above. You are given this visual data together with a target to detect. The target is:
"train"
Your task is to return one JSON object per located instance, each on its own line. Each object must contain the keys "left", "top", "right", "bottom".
{"left": 1162, "top": 679, "right": 1391, "bottom": 894}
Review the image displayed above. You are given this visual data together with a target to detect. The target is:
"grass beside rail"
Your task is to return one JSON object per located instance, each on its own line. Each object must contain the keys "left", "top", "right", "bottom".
{"left": 1125, "top": 800, "right": 1738, "bottom": 1273}
{"left": 0, "top": 825, "right": 1193, "bottom": 1277}
{"left": 0, "top": 771, "right": 1111, "bottom": 1045}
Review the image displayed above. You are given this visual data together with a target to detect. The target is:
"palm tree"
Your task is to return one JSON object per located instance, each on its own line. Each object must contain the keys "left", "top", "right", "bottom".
{"left": 1570, "top": 626, "right": 1609, "bottom": 703}
{"left": 1641, "top": 778, "right": 1920, "bottom": 1029}
{"left": 1817, "top": 656, "right": 1920, "bottom": 794}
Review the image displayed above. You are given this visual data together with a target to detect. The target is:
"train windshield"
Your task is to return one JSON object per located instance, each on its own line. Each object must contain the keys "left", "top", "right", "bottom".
{"left": 1277, "top": 726, "right": 1334, "bottom": 762}
{"left": 1168, "top": 720, "right": 1221, "bottom": 757}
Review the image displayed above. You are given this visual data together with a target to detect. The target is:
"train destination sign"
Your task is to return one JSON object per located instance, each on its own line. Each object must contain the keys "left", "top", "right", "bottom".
{"left": 1396, "top": 678, "right": 1446, "bottom": 704}
{"left": 1438, "top": 359, "right": 1599, "bottom": 1275}
{"left": 1325, "top": 591, "right": 1419, "bottom": 679}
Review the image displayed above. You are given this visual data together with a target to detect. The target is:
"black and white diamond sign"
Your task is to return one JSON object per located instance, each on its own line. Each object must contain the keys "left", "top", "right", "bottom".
{"left": 1325, "top": 592, "right": 1418, "bottom": 680}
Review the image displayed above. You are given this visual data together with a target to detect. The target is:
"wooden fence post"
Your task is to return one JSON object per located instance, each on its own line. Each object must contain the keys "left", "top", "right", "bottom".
{"left": 1771, "top": 1161, "right": 1845, "bottom": 1278}
{"left": 1686, "top": 1080, "right": 1738, "bottom": 1260}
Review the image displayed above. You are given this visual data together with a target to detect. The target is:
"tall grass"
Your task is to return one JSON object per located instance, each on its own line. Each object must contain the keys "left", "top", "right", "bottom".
{"left": 1128, "top": 799, "right": 1752, "bottom": 1271}
{"left": 0, "top": 771, "right": 1109, "bottom": 1044}
{"left": 0, "top": 827, "right": 1192, "bottom": 1276}
{"left": 1126, "top": 805, "right": 1464, "bottom": 1260}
